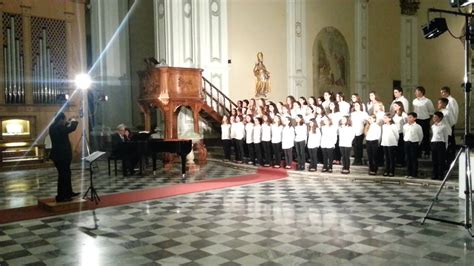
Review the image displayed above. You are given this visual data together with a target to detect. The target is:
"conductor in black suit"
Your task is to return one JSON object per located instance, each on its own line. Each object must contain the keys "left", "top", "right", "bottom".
{"left": 49, "top": 112, "right": 79, "bottom": 202}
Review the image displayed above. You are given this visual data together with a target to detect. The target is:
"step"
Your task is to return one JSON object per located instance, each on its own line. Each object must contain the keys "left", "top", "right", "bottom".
{"left": 38, "top": 197, "right": 88, "bottom": 213}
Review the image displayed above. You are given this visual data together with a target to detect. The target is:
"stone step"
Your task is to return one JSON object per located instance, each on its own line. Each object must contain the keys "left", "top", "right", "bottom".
{"left": 38, "top": 197, "right": 88, "bottom": 213}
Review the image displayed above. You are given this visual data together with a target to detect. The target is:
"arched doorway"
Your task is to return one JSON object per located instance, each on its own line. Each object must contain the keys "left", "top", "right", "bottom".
{"left": 313, "top": 27, "right": 350, "bottom": 97}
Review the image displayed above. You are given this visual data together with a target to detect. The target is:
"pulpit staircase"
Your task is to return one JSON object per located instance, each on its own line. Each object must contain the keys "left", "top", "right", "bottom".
{"left": 200, "top": 77, "right": 237, "bottom": 124}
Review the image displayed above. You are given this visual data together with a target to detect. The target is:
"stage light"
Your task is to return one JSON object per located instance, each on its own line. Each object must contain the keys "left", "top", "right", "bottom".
{"left": 74, "top": 73, "right": 92, "bottom": 90}
{"left": 422, "top": 18, "right": 448, "bottom": 39}
{"left": 449, "top": 0, "right": 474, "bottom": 8}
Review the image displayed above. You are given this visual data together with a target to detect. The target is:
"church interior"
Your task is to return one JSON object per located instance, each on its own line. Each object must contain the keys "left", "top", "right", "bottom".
{"left": 1, "top": 0, "right": 474, "bottom": 265}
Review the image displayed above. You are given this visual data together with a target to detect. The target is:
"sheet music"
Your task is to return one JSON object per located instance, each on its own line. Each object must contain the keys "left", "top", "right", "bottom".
{"left": 83, "top": 151, "right": 106, "bottom": 163}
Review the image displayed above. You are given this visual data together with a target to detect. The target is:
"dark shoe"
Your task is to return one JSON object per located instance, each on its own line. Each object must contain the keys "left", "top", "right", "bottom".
{"left": 70, "top": 192, "right": 80, "bottom": 198}
{"left": 328, "top": 169, "right": 333, "bottom": 173}
{"left": 383, "top": 172, "right": 388, "bottom": 176}
{"left": 389, "top": 173, "right": 395, "bottom": 177}
{"left": 322, "top": 168, "right": 328, "bottom": 172}
{"left": 369, "top": 171, "right": 376, "bottom": 176}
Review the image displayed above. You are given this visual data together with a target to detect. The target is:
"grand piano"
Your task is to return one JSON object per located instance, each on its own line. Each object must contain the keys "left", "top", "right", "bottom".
{"left": 119, "top": 137, "right": 192, "bottom": 176}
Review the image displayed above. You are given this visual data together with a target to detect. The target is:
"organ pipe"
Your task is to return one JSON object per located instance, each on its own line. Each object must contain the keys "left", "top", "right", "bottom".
{"left": 3, "top": 17, "right": 26, "bottom": 104}
{"left": 32, "top": 28, "right": 63, "bottom": 104}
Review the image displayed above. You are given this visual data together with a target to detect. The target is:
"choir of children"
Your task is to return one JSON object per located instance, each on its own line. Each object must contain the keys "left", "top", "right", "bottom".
{"left": 220, "top": 88, "right": 458, "bottom": 179}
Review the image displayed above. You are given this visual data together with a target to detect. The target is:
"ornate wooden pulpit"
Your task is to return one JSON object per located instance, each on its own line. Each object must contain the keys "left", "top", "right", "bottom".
{"left": 138, "top": 66, "right": 204, "bottom": 139}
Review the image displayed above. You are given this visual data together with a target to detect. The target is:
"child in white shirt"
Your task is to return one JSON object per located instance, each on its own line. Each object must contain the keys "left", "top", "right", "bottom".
{"left": 282, "top": 116, "right": 295, "bottom": 169}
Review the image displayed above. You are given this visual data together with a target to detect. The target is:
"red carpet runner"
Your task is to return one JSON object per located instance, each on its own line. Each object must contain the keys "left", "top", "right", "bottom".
{"left": 0, "top": 167, "right": 287, "bottom": 224}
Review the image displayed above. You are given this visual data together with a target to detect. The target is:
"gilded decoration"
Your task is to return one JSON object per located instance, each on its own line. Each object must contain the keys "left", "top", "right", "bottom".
{"left": 253, "top": 52, "right": 271, "bottom": 98}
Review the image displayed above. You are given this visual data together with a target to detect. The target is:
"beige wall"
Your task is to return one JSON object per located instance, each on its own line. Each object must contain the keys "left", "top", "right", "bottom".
{"left": 368, "top": 0, "right": 400, "bottom": 103}
{"left": 227, "top": 0, "right": 287, "bottom": 102}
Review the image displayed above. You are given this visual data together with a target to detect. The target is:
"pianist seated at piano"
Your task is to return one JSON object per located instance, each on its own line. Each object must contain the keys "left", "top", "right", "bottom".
{"left": 111, "top": 124, "right": 139, "bottom": 175}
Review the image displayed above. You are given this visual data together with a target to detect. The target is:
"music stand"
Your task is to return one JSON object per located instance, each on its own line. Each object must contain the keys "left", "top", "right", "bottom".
{"left": 83, "top": 151, "right": 106, "bottom": 204}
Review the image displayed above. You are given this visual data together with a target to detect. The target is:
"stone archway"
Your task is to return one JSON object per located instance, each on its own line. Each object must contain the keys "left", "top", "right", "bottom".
{"left": 313, "top": 27, "right": 350, "bottom": 97}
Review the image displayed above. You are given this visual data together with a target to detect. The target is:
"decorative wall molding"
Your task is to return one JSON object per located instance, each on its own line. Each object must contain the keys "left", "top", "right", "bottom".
{"left": 400, "top": 15, "right": 418, "bottom": 103}
{"left": 355, "top": 0, "right": 370, "bottom": 100}
{"left": 287, "top": 0, "right": 306, "bottom": 97}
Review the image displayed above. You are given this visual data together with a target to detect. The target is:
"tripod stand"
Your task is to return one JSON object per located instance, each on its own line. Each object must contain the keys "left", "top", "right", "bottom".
{"left": 82, "top": 151, "right": 105, "bottom": 204}
{"left": 421, "top": 8, "right": 474, "bottom": 237}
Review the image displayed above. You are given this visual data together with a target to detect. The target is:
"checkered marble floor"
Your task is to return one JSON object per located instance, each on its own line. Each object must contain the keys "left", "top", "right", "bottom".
{"left": 1, "top": 173, "right": 473, "bottom": 265}
{"left": 0, "top": 160, "right": 254, "bottom": 210}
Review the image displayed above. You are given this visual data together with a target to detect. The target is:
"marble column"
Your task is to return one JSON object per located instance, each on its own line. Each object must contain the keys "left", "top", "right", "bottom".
{"left": 286, "top": 0, "right": 307, "bottom": 98}
{"left": 355, "top": 0, "right": 370, "bottom": 101}
{"left": 89, "top": 0, "right": 132, "bottom": 130}
{"left": 400, "top": 0, "right": 420, "bottom": 103}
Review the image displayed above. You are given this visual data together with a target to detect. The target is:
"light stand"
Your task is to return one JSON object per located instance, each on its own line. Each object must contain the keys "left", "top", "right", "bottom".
{"left": 421, "top": 8, "right": 473, "bottom": 237}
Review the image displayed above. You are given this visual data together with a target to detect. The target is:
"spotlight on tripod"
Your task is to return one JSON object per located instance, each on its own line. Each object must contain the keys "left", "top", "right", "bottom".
{"left": 450, "top": 0, "right": 474, "bottom": 8}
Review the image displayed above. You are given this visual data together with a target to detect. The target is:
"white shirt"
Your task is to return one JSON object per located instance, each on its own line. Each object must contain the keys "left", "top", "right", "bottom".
{"left": 261, "top": 123, "right": 271, "bottom": 142}
{"left": 381, "top": 124, "right": 399, "bottom": 146}
{"left": 221, "top": 124, "right": 231, "bottom": 140}
{"left": 338, "top": 126, "right": 355, "bottom": 147}
{"left": 403, "top": 122, "right": 423, "bottom": 144}
{"left": 431, "top": 122, "right": 451, "bottom": 148}
{"left": 271, "top": 124, "right": 283, "bottom": 143}
{"left": 392, "top": 112, "right": 408, "bottom": 134}
{"left": 282, "top": 126, "right": 295, "bottom": 149}
{"left": 447, "top": 95, "right": 459, "bottom": 124}
{"left": 245, "top": 123, "right": 254, "bottom": 144}
{"left": 351, "top": 111, "right": 369, "bottom": 136}
{"left": 366, "top": 123, "right": 381, "bottom": 142}
{"left": 338, "top": 101, "right": 351, "bottom": 115}
{"left": 253, "top": 124, "right": 262, "bottom": 144}
{"left": 328, "top": 112, "right": 342, "bottom": 129}
{"left": 320, "top": 125, "right": 338, "bottom": 148}
{"left": 307, "top": 128, "right": 321, "bottom": 149}
{"left": 230, "top": 122, "right": 237, "bottom": 139}
{"left": 294, "top": 124, "right": 308, "bottom": 142}
{"left": 412, "top": 96, "right": 435, "bottom": 120}
{"left": 390, "top": 95, "right": 410, "bottom": 113}
{"left": 439, "top": 108, "right": 455, "bottom": 128}
{"left": 234, "top": 122, "right": 245, "bottom": 140}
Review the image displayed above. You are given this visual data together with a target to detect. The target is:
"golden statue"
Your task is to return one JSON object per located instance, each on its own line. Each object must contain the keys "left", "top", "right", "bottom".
{"left": 253, "top": 52, "right": 271, "bottom": 97}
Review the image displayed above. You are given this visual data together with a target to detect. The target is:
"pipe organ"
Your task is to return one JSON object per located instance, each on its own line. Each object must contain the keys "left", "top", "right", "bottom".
{"left": 0, "top": 0, "right": 87, "bottom": 168}
{"left": 3, "top": 16, "right": 24, "bottom": 104}
{"left": 32, "top": 28, "right": 66, "bottom": 104}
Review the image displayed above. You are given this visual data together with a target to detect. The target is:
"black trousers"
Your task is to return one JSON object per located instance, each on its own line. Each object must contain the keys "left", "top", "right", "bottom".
{"left": 272, "top": 142, "right": 282, "bottom": 166}
{"left": 353, "top": 134, "right": 364, "bottom": 164}
{"left": 366, "top": 140, "right": 379, "bottom": 173}
{"left": 321, "top": 148, "right": 334, "bottom": 170}
{"left": 262, "top": 141, "right": 272, "bottom": 165}
{"left": 396, "top": 133, "right": 405, "bottom": 166}
{"left": 235, "top": 139, "right": 244, "bottom": 161}
{"left": 247, "top": 143, "right": 255, "bottom": 163}
{"left": 405, "top": 141, "right": 419, "bottom": 177}
{"left": 334, "top": 136, "right": 341, "bottom": 161}
{"left": 222, "top": 139, "right": 232, "bottom": 160}
{"left": 340, "top": 147, "right": 351, "bottom": 170}
{"left": 295, "top": 141, "right": 306, "bottom": 169}
{"left": 431, "top": 142, "right": 447, "bottom": 180}
{"left": 54, "top": 159, "right": 73, "bottom": 200}
{"left": 383, "top": 146, "right": 396, "bottom": 175}
{"left": 283, "top": 148, "right": 293, "bottom": 167}
{"left": 254, "top": 142, "right": 263, "bottom": 165}
{"left": 418, "top": 118, "right": 431, "bottom": 156}
{"left": 447, "top": 125, "right": 456, "bottom": 162}
{"left": 308, "top": 148, "right": 318, "bottom": 170}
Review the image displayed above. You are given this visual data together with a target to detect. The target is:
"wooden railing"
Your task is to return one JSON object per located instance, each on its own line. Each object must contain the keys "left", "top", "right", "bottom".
{"left": 202, "top": 77, "right": 237, "bottom": 116}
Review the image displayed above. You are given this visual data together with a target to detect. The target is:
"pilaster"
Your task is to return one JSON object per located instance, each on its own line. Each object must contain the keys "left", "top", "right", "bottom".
{"left": 287, "top": 0, "right": 306, "bottom": 97}
{"left": 355, "top": 0, "right": 369, "bottom": 100}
